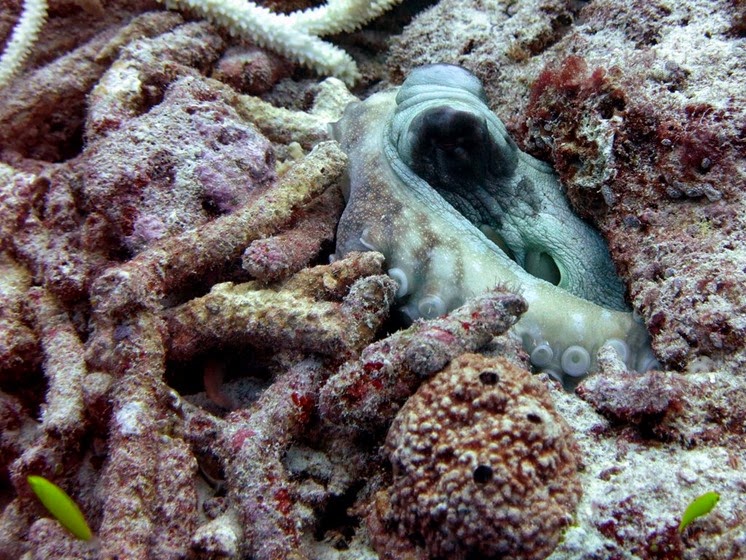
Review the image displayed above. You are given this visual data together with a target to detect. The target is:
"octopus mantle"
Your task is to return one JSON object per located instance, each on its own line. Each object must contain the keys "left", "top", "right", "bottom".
{"left": 332, "top": 65, "right": 656, "bottom": 380}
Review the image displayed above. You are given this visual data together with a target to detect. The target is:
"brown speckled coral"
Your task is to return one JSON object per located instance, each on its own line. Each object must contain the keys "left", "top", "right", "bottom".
{"left": 372, "top": 353, "right": 582, "bottom": 560}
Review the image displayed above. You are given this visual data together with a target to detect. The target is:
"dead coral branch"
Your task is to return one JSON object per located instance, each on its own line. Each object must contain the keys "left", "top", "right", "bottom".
{"left": 89, "top": 141, "right": 347, "bottom": 316}
{"left": 166, "top": 258, "right": 397, "bottom": 362}
{"left": 319, "top": 289, "right": 528, "bottom": 434}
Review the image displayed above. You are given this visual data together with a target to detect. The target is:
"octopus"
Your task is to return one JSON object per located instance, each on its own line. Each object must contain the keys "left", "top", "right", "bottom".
{"left": 332, "top": 64, "right": 658, "bottom": 381}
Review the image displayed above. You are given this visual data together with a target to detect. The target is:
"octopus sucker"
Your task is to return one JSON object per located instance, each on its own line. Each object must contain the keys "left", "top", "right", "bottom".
{"left": 358, "top": 227, "right": 380, "bottom": 251}
{"left": 333, "top": 64, "right": 656, "bottom": 379}
{"left": 417, "top": 294, "right": 447, "bottom": 320}
{"left": 561, "top": 345, "right": 592, "bottom": 377}
{"left": 604, "top": 338, "right": 630, "bottom": 362}
{"left": 529, "top": 341, "right": 554, "bottom": 368}
{"left": 386, "top": 267, "right": 410, "bottom": 297}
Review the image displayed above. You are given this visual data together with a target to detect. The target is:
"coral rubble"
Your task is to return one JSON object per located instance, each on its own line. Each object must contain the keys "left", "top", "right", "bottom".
{"left": 1, "top": 0, "right": 745, "bottom": 559}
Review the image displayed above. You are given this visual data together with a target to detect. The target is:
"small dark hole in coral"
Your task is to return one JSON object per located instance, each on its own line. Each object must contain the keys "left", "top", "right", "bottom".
{"left": 527, "top": 413, "right": 542, "bottom": 423}
{"left": 313, "top": 480, "right": 365, "bottom": 549}
{"left": 201, "top": 196, "right": 223, "bottom": 217}
{"left": 598, "top": 103, "right": 614, "bottom": 120}
{"left": 473, "top": 465, "right": 493, "bottom": 484}
{"left": 479, "top": 370, "right": 499, "bottom": 385}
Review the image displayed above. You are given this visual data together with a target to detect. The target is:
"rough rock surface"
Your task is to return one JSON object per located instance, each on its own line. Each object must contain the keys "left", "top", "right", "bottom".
{"left": 83, "top": 74, "right": 277, "bottom": 254}
{"left": 553, "top": 369, "right": 746, "bottom": 560}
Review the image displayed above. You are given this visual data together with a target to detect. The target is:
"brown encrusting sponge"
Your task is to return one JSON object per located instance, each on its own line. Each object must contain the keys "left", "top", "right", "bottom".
{"left": 370, "top": 353, "right": 583, "bottom": 560}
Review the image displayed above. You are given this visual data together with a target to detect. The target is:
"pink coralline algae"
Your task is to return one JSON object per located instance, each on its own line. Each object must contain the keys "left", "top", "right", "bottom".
{"left": 371, "top": 353, "right": 582, "bottom": 560}
{"left": 522, "top": 53, "right": 746, "bottom": 369}
{"left": 84, "top": 73, "right": 277, "bottom": 254}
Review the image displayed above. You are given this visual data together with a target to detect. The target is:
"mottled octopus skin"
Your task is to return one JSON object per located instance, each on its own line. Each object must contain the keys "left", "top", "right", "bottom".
{"left": 332, "top": 64, "right": 657, "bottom": 378}
{"left": 394, "top": 65, "right": 627, "bottom": 311}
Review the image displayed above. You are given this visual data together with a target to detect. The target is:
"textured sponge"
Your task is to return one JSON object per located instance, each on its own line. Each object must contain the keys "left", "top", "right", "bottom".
{"left": 370, "top": 353, "right": 582, "bottom": 560}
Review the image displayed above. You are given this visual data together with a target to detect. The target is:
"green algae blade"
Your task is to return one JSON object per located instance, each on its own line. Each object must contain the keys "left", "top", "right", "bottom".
{"left": 679, "top": 491, "right": 720, "bottom": 533}
{"left": 27, "top": 475, "right": 93, "bottom": 541}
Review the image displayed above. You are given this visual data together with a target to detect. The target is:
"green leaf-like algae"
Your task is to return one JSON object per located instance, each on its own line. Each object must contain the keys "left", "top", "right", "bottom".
{"left": 27, "top": 475, "right": 93, "bottom": 541}
{"left": 679, "top": 491, "right": 720, "bottom": 532}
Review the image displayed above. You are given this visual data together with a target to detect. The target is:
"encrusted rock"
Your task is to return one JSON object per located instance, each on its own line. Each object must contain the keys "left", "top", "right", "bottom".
{"left": 371, "top": 353, "right": 582, "bottom": 560}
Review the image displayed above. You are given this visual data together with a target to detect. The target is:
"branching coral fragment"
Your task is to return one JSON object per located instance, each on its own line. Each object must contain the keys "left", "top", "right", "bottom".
{"left": 89, "top": 141, "right": 347, "bottom": 315}
{"left": 220, "top": 360, "right": 324, "bottom": 560}
{"left": 27, "top": 288, "right": 87, "bottom": 436}
{"left": 0, "top": 0, "right": 48, "bottom": 89}
{"left": 166, "top": 261, "right": 397, "bottom": 362}
{"left": 232, "top": 76, "right": 356, "bottom": 149}
{"left": 319, "top": 289, "right": 527, "bottom": 432}
{"left": 157, "top": 0, "right": 403, "bottom": 84}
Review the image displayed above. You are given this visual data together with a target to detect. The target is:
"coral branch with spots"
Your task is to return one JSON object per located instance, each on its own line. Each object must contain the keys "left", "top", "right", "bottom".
{"left": 92, "top": 310, "right": 195, "bottom": 559}
{"left": 0, "top": 255, "right": 39, "bottom": 378}
{"left": 186, "top": 359, "right": 328, "bottom": 560}
{"left": 166, "top": 255, "right": 397, "bottom": 362}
